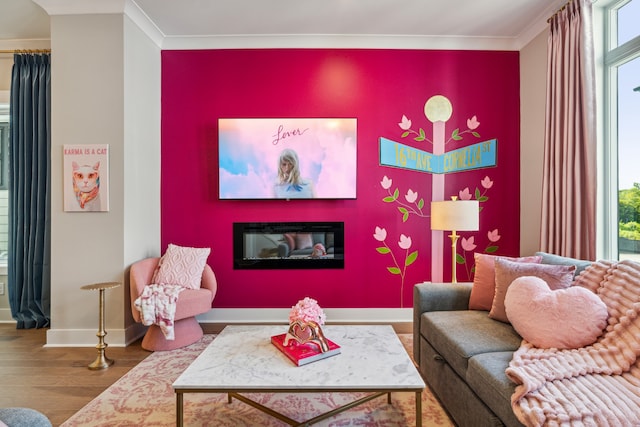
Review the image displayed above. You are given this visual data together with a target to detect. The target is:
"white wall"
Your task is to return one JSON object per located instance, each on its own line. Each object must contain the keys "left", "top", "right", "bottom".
{"left": 46, "top": 13, "right": 160, "bottom": 346}
{"left": 122, "top": 14, "right": 161, "bottom": 335}
{"left": 519, "top": 29, "right": 548, "bottom": 256}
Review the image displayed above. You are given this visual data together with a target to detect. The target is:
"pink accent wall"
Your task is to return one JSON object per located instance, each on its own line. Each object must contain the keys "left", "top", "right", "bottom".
{"left": 161, "top": 49, "right": 520, "bottom": 309}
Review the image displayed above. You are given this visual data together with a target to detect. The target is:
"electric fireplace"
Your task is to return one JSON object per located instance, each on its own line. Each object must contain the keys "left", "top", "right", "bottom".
{"left": 233, "top": 222, "right": 345, "bottom": 269}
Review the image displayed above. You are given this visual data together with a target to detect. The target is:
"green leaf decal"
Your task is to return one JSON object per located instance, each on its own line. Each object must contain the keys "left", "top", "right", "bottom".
{"left": 376, "top": 247, "right": 391, "bottom": 254}
{"left": 456, "top": 253, "right": 465, "bottom": 264}
{"left": 417, "top": 198, "right": 424, "bottom": 209}
{"left": 383, "top": 196, "right": 395, "bottom": 203}
{"left": 387, "top": 267, "right": 401, "bottom": 275}
{"left": 486, "top": 246, "right": 499, "bottom": 253}
{"left": 472, "top": 131, "right": 480, "bottom": 138}
{"left": 406, "top": 251, "right": 418, "bottom": 266}
{"left": 401, "top": 131, "right": 410, "bottom": 138}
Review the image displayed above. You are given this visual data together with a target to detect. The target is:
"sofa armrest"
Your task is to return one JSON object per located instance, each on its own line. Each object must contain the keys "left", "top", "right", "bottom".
{"left": 413, "top": 282, "right": 472, "bottom": 362}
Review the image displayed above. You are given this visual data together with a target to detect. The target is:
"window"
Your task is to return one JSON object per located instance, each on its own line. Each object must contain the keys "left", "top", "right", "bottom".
{"left": 602, "top": 0, "right": 640, "bottom": 261}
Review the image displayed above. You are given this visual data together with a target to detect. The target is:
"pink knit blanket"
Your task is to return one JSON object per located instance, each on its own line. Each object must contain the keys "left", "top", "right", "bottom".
{"left": 505, "top": 260, "right": 640, "bottom": 426}
{"left": 133, "top": 284, "right": 184, "bottom": 340}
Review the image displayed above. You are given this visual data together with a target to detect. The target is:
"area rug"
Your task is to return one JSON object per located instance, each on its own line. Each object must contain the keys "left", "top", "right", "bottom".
{"left": 61, "top": 334, "right": 454, "bottom": 426}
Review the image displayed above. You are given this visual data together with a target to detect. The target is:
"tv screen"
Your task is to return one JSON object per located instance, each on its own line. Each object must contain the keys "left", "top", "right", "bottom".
{"left": 218, "top": 118, "right": 357, "bottom": 199}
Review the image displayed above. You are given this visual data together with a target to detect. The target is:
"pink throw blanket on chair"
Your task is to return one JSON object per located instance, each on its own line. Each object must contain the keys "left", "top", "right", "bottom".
{"left": 506, "top": 260, "right": 640, "bottom": 426}
{"left": 134, "top": 284, "right": 184, "bottom": 340}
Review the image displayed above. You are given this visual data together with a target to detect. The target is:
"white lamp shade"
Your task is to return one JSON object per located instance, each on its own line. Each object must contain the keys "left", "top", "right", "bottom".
{"left": 431, "top": 200, "right": 479, "bottom": 231}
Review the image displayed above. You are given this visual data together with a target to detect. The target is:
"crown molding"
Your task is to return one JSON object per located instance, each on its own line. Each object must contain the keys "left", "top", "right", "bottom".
{"left": 33, "top": 0, "right": 125, "bottom": 15}
{"left": 160, "top": 34, "right": 521, "bottom": 51}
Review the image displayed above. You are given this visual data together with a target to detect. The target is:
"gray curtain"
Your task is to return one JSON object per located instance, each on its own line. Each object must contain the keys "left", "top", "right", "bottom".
{"left": 8, "top": 53, "right": 51, "bottom": 328}
{"left": 541, "top": 0, "right": 597, "bottom": 260}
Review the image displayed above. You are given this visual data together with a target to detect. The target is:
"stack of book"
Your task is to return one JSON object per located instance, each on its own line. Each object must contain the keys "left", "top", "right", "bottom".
{"left": 271, "top": 333, "right": 341, "bottom": 366}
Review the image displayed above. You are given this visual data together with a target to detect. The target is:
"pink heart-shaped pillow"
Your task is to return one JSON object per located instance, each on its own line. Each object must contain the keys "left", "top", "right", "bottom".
{"left": 504, "top": 276, "right": 608, "bottom": 349}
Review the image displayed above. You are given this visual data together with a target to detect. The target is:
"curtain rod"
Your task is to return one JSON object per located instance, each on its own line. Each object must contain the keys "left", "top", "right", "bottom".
{"left": 548, "top": 0, "right": 598, "bottom": 23}
{"left": 548, "top": 0, "right": 572, "bottom": 23}
{"left": 0, "top": 49, "right": 51, "bottom": 54}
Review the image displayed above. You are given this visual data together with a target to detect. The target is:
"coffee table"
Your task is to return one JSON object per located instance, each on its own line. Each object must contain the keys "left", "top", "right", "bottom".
{"left": 173, "top": 324, "right": 425, "bottom": 426}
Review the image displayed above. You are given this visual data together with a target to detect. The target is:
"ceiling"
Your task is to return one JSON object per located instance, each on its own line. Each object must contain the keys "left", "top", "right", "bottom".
{"left": 0, "top": 0, "right": 566, "bottom": 49}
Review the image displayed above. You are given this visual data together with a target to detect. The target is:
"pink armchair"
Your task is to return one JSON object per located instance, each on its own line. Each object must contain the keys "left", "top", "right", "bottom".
{"left": 130, "top": 257, "right": 217, "bottom": 351}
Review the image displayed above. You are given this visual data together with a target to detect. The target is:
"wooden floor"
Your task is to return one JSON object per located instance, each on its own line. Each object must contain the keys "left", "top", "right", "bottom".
{"left": 0, "top": 322, "right": 413, "bottom": 426}
{"left": 0, "top": 323, "right": 150, "bottom": 426}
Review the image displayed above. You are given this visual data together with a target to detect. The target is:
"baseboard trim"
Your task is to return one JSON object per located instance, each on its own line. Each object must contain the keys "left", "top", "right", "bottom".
{"left": 0, "top": 308, "right": 14, "bottom": 323}
{"left": 44, "top": 308, "right": 413, "bottom": 347}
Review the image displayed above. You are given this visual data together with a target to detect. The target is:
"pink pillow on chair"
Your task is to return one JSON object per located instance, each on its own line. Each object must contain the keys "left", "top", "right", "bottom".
{"left": 152, "top": 244, "right": 211, "bottom": 289}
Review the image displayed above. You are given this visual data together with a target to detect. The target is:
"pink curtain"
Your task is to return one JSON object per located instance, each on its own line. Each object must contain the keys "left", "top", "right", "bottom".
{"left": 541, "top": 0, "right": 596, "bottom": 260}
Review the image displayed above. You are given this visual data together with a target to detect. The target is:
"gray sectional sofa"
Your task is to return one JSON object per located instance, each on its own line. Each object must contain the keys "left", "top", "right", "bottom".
{"left": 413, "top": 281, "right": 523, "bottom": 426}
{"left": 412, "top": 253, "right": 592, "bottom": 426}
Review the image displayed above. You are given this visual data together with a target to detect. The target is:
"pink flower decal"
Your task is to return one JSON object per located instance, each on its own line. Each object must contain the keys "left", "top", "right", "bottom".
{"left": 467, "top": 115, "right": 480, "bottom": 130}
{"left": 461, "top": 236, "right": 477, "bottom": 252}
{"left": 405, "top": 189, "right": 418, "bottom": 203}
{"left": 398, "top": 234, "right": 412, "bottom": 250}
{"left": 373, "top": 226, "right": 387, "bottom": 242}
{"left": 458, "top": 187, "right": 472, "bottom": 200}
{"left": 380, "top": 176, "right": 392, "bottom": 190}
{"left": 398, "top": 115, "right": 412, "bottom": 130}
{"left": 487, "top": 229, "right": 501, "bottom": 242}
{"left": 481, "top": 176, "right": 493, "bottom": 189}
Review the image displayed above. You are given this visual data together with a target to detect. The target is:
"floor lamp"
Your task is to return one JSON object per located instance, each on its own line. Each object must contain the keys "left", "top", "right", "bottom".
{"left": 431, "top": 197, "right": 479, "bottom": 283}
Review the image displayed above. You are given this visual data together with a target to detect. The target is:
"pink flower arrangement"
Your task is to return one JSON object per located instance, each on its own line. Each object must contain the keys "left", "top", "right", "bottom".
{"left": 289, "top": 297, "right": 326, "bottom": 326}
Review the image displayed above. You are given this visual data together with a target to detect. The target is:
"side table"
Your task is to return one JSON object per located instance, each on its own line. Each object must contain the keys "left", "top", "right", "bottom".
{"left": 81, "top": 281, "right": 121, "bottom": 370}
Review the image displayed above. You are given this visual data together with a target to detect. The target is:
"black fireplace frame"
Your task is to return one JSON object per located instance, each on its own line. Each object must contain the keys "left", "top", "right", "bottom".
{"left": 233, "top": 221, "right": 345, "bottom": 269}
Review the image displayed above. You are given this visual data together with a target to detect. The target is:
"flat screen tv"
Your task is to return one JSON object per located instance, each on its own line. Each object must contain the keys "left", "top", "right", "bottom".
{"left": 218, "top": 118, "right": 357, "bottom": 200}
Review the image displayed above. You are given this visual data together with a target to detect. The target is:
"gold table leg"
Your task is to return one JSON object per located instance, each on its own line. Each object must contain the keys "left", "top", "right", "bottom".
{"left": 81, "top": 282, "right": 121, "bottom": 370}
{"left": 88, "top": 288, "right": 113, "bottom": 370}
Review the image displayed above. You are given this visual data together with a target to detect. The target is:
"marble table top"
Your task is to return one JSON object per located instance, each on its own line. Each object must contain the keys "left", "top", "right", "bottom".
{"left": 173, "top": 324, "right": 425, "bottom": 392}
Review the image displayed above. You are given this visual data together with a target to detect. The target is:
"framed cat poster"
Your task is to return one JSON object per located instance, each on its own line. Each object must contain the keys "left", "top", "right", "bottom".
{"left": 63, "top": 144, "right": 109, "bottom": 212}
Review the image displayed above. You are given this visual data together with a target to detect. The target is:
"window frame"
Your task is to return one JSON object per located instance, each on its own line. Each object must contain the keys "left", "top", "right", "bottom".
{"left": 600, "top": 0, "right": 640, "bottom": 259}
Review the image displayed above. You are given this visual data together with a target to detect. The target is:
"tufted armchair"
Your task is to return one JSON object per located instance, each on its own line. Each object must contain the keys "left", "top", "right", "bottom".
{"left": 130, "top": 257, "right": 217, "bottom": 351}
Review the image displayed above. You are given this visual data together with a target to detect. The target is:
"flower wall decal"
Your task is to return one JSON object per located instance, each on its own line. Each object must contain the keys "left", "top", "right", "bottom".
{"left": 398, "top": 113, "right": 482, "bottom": 145}
{"left": 377, "top": 172, "right": 501, "bottom": 283}
{"left": 373, "top": 226, "right": 418, "bottom": 307}
{"left": 378, "top": 99, "right": 503, "bottom": 296}
{"left": 380, "top": 175, "right": 426, "bottom": 222}
{"left": 454, "top": 176, "right": 500, "bottom": 280}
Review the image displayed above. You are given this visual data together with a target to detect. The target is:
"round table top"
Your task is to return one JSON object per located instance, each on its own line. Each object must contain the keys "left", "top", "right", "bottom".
{"left": 81, "top": 282, "right": 121, "bottom": 291}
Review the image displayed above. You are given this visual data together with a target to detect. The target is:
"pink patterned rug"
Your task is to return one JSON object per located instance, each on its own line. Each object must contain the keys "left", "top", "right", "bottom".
{"left": 61, "top": 334, "right": 453, "bottom": 426}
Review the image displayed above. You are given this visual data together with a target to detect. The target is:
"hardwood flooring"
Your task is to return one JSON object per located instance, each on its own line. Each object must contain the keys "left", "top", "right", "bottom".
{"left": 0, "top": 323, "right": 149, "bottom": 426}
{"left": 0, "top": 322, "right": 412, "bottom": 426}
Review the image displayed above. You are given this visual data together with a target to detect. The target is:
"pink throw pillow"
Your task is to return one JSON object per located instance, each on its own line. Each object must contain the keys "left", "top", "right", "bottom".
{"left": 504, "top": 276, "right": 608, "bottom": 349}
{"left": 490, "top": 258, "right": 575, "bottom": 323}
{"left": 153, "top": 244, "right": 211, "bottom": 289}
{"left": 468, "top": 253, "right": 542, "bottom": 310}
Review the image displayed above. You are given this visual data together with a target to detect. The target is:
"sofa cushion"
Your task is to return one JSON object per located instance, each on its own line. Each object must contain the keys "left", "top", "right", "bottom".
{"left": 504, "top": 276, "right": 608, "bottom": 349}
{"left": 469, "top": 253, "right": 542, "bottom": 311}
{"left": 535, "top": 251, "right": 592, "bottom": 277}
{"left": 490, "top": 258, "right": 575, "bottom": 323}
{"left": 420, "top": 310, "right": 522, "bottom": 379}
{"left": 467, "top": 352, "right": 522, "bottom": 427}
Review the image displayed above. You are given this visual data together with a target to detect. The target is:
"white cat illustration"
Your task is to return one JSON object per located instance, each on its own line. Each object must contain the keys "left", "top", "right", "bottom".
{"left": 72, "top": 161, "right": 101, "bottom": 211}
